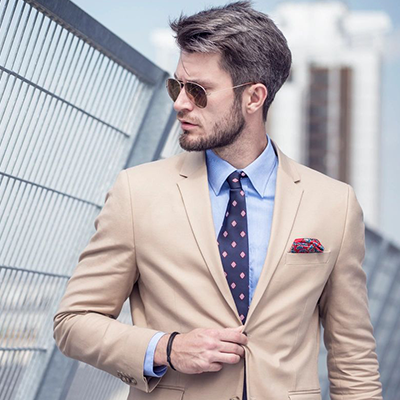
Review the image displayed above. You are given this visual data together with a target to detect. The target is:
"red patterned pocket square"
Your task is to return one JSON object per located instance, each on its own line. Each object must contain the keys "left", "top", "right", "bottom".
{"left": 290, "top": 238, "right": 324, "bottom": 253}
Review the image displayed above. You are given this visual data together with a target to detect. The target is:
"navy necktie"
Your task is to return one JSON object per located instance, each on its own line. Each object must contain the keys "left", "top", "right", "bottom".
{"left": 217, "top": 170, "right": 249, "bottom": 324}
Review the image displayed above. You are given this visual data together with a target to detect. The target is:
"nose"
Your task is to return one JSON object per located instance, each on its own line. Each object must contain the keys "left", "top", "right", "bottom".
{"left": 173, "top": 85, "right": 194, "bottom": 113}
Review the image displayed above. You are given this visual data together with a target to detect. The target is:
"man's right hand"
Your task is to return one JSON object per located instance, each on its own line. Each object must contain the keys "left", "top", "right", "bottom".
{"left": 154, "top": 326, "right": 248, "bottom": 374}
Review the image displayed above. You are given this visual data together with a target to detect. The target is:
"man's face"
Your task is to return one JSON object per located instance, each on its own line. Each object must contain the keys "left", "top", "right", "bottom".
{"left": 173, "top": 52, "right": 246, "bottom": 152}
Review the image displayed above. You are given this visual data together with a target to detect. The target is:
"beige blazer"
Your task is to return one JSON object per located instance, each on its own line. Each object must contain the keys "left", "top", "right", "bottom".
{"left": 54, "top": 139, "right": 382, "bottom": 400}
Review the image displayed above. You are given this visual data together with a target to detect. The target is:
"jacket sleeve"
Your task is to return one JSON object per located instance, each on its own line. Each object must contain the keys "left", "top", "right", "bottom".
{"left": 319, "top": 185, "right": 383, "bottom": 400}
{"left": 53, "top": 170, "right": 162, "bottom": 393}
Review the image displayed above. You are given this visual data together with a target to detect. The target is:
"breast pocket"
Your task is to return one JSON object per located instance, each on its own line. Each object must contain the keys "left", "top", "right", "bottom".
{"left": 285, "top": 251, "right": 331, "bottom": 266}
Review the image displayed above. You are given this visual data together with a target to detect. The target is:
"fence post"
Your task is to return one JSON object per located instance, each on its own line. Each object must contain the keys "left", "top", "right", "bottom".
{"left": 34, "top": 347, "right": 78, "bottom": 400}
{"left": 125, "top": 72, "right": 175, "bottom": 168}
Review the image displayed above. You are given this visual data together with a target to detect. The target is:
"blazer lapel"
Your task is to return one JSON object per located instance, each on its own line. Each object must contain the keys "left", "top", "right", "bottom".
{"left": 246, "top": 140, "right": 304, "bottom": 323}
{"left": 177, "top": 152, "right": 240, "bottom": 320}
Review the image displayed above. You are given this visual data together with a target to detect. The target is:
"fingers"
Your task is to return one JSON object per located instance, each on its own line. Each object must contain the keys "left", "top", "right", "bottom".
{"left": 219, "top": 341, "right": 245, "bottom": 358}
{"left": 232, "top": 325, "right": 245, "bottom": 332}
{"left": 207, "top": 362, "right": 224, "bottom": 372}
{"left": 212, "top": 352, "right": 242, "bottom": 365}
{"left": 219, "top": 327, "right": 248, "bottom": 346}
{"left": 169, "top": 327, "right": 247, "bottom": 375}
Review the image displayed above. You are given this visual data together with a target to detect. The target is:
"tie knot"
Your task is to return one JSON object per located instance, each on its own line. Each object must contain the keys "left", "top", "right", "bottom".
{"left": 227, "top": 170, "right": 246, "bottom": 190}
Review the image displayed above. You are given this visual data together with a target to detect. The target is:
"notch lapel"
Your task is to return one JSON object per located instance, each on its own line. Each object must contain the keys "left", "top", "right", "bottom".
{"left": 177, "top": 152, "right": 240, "bottom": 320}
{"left": 246, "top": 141, "right": 304, "bottom": 322}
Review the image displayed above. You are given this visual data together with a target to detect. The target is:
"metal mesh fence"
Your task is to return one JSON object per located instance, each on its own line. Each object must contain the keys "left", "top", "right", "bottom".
{"left": 160, "top": 119, "right": 182, "bottom": 159}
{"left": 0, "top": 0, "right": 171, "bottom": 399}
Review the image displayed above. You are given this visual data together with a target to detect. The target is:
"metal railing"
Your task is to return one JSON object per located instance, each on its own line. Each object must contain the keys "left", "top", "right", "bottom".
{"left": 0, "top": 1, "right": 174, "bottom": 399}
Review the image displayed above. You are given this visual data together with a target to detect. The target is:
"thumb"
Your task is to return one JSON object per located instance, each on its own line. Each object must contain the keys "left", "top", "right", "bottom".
{"left": 228, "top": 325, "right": 245, "bottom": 332}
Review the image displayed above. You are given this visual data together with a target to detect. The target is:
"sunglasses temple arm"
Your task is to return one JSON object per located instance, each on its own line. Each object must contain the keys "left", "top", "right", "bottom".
{"left": 212, "top": 82, "right": 253, "bottom": 94}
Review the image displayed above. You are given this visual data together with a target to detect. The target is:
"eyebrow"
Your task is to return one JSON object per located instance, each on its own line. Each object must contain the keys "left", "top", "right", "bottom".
{"left": 173, "top": 73, "right": 214, "bottom": 88}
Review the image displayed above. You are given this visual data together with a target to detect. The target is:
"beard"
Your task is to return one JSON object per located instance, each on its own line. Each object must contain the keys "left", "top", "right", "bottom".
{"left": 178, "top": 95, "right": 245, "bottom": 152}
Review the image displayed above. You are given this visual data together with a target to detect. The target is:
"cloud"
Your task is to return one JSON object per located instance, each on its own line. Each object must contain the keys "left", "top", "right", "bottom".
{"left": 149, "top": 28, "right": 179, "bottom": 74}
{"left": 150, "top": 28, "right": 175, "bottom": 49}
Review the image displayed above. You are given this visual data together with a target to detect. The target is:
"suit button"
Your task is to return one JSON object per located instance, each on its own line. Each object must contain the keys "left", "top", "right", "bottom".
{"left": 123, "top": 376, "right": 137, "bottom": 385}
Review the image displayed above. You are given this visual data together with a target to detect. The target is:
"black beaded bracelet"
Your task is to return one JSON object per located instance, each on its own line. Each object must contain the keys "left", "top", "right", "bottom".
{"left": 166, "top": 331, "right": 180, "bottom": 371}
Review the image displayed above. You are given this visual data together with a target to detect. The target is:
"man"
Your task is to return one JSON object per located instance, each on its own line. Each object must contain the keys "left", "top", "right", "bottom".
{"left": 53, "top": 2, "right": 382, "bottom": 399}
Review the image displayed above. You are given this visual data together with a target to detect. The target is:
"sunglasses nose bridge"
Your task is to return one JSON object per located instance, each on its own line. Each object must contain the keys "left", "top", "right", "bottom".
{"left": 173, "top": 82, "right": 195, "bottom": 112}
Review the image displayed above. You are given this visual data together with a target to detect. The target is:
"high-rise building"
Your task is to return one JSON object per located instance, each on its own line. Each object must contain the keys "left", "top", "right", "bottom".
{"left": 269, "top": 2, "right": 391, "bottom": 231}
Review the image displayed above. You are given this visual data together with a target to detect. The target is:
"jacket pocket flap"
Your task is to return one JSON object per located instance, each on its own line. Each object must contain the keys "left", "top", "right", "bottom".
{"left": 285, "top": 251, "right": 331, "bottom": 265}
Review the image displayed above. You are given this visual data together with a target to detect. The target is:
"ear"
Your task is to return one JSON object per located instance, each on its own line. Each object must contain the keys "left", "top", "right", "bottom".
{"left": 244, "top": 84, "right": 268, "bottom": 116}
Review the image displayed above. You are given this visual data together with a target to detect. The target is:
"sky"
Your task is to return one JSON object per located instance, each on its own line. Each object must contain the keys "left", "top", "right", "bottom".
{"left": 72, "top": 0, "right": 400, "bottom": 244}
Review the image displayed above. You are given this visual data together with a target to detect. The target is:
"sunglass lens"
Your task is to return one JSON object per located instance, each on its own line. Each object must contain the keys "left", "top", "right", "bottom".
{"left": 166, "top": 79, "right": 181, "bottom": 101}
{"left": 186, "top": 82, "right": 207, "bottom": 108}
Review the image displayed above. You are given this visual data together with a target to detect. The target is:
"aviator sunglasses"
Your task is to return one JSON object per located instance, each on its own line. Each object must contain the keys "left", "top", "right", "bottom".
{"left": 166, "top": 78, "right": 253, "bottom": 109}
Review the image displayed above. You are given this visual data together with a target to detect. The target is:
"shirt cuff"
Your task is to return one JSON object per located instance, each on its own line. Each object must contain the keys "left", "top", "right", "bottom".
{"left": 144, "top": 331, "right": 168, "bottom": 378}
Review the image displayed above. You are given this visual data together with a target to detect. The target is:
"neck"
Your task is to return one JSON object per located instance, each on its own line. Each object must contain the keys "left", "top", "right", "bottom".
{"left": 212, "top": 124, "right": 268, "bottom": 169}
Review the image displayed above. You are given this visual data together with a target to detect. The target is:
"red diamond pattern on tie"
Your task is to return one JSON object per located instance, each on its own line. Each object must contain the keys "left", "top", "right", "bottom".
{"left": 217, "top": 170, "right": 249, "bottom": 325}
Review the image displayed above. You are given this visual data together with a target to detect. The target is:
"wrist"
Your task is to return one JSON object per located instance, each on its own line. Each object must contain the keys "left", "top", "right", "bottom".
{"left": 166, "top": 332, "right": 180, "bottom": 371}
{"left": 154, "top": 333, "right": 170, "bottom": 367}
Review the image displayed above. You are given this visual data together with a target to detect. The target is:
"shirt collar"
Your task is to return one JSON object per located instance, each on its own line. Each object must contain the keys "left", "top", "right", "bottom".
{"left": 206, "top": 134, "right": 277, "bottom": 198}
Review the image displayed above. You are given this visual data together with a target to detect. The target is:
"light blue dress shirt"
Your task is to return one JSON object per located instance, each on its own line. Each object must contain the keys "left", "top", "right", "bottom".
{"left": 143, "top": 134, "right": 278, "bottom": 377}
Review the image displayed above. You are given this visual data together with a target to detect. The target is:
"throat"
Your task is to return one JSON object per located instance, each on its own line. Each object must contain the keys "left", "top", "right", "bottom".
{"left": 213, "top": 135, "right": 268, "bottom": 169}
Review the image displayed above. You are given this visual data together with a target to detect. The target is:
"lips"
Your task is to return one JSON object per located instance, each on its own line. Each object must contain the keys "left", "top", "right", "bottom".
{"left": 179, "top": 119, "right": 198, "bottom": 130}
{"left": 179, "top": 119, "right": 197, "bottom": 125}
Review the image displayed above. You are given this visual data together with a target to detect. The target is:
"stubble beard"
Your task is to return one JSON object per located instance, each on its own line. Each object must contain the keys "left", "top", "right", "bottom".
{"left": 178, "top": 96, "right": 246, "bottom": 152}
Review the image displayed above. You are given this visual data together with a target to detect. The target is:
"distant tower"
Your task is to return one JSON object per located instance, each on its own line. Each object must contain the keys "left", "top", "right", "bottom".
{"left": 268, "top": 1, "right": 391, "bottom": 231}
